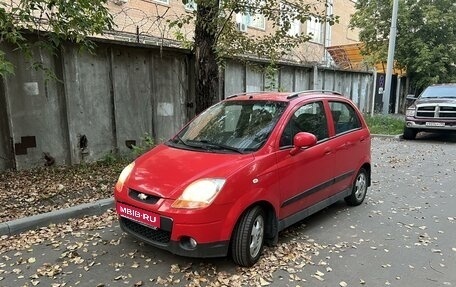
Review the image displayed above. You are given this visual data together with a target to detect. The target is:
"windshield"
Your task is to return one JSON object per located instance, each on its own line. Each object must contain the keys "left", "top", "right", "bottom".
{"left": 169, "top": 100, "right": 287, "bottom": 153}
{"left": 420, "top": 86, "right": 456, "bottom": 98}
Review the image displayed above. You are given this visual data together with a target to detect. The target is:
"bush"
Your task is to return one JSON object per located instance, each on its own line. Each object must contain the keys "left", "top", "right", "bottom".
{"left": 132, "top": 133, "right": 155, "bottom": 158}
{"left": 363, "top": 114, "right": 404, "bottom": 135}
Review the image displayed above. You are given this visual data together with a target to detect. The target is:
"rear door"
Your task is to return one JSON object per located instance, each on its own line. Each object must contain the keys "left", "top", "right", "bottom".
{"left": 275, "top": 101, "right": 335, "bottom": 220}
{"left": 328, "top": 100, "right": 370, "bottom": 195}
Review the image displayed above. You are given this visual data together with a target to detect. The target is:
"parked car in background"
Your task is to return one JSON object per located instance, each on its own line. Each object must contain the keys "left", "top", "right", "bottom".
{"left": 404, "top": 84, "right": 456, "bottom": 139}
{"left": 114, "top": 90, "right": 371, "bottom": 267}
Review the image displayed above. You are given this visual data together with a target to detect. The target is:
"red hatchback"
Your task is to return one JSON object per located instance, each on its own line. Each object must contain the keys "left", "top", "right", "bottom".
{"left": 114, "top": 90, "right": 371, "bottom": 266}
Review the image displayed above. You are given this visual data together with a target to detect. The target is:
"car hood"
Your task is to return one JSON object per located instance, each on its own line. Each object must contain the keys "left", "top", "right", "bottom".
{"left": 127, "top": 144, "right": 255, "bottom": 199}
{"left": 415, "top": 98, "right": 456, "bottom": 105}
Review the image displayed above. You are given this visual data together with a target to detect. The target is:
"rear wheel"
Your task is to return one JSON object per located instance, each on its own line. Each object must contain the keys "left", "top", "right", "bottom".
{"left": 231, "top": 206, "right": 265, "bottom": 267}
{"left": 403, "top": 127, "right": 417, "bottom": 140}
{"left": 345, "top": 168, "right": 368, "bottom": 206}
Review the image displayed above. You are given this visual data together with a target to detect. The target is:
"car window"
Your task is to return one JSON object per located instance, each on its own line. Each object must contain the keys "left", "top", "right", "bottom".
{"left": 174, "top": 100, "right": 287, "bottom": 152}
{"left": 420, "top": 86, "right": 456, "bottom": 98}
{"left": 280, "top": 101, "right": 328, "bottom": 147}
{"left": 329, "top": 101, "right": 361, "bottom": 135}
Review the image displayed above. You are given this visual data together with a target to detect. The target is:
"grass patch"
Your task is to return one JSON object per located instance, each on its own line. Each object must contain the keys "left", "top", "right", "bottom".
{"left": 363, "top": 114, "right": 405, "bottom": 135}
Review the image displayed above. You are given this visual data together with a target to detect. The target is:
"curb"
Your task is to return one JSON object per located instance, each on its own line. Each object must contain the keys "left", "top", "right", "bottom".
{"left": 0, "top": 198, "right": 114, "bottom": 236}
{"left": 372, "top": 134, "right": 403, "bottom": 140}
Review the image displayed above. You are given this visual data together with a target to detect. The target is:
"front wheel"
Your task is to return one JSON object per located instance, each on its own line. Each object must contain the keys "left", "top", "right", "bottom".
{"left": 345, "top": 168, "right": 368, "bottom": 206}
{"left": 403, "top": 127, "right": 417, "bottom": 140}
{"left": 231, "top": 206, "right": 265, "bottom": 267}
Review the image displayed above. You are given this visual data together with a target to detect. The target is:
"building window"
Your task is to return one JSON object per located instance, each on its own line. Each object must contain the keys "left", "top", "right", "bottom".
{"left": 280, "top": 3, "right": 301, "bottom": 36}
{"left": 184, "top": 0, "right": 197, "bottom": 11}
{"left": 307, "top": 16, "right": 323, "bottom": 44}
{"left": 153, "top": 0, "right": 169, "bottom": 5}
{"left": 248, "top": 13, "right": 265, "bottom": 30}
{"left": 236, "top": 1, "right": 266, "bottom": 31}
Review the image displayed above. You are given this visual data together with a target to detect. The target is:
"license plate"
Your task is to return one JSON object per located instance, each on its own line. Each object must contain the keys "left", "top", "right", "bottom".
{"left": 116, "top": 203, "right": 160, "bottom": 228}
{"left": 425, "top": 122, "right": 445, "bottom": 127}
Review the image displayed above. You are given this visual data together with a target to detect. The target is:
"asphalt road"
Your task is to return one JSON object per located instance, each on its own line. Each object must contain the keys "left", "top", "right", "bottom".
{"left": 1, "top": 134, "right": 456, "bottom": 287}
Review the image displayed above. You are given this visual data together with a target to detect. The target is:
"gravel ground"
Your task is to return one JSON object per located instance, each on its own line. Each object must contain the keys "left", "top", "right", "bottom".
{"left": 0, "top": 161, "right": 126, "bottom": 223}
{"left": 0, "top": 135, "right": 456, "bottom": 287}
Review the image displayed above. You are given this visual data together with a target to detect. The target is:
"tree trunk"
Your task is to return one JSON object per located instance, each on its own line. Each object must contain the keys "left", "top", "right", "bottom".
{"left": 194, "top": 1, "right": 219, "bottom": 115}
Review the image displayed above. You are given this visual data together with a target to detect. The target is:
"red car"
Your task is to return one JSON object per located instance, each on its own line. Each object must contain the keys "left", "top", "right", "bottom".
{"left": 115, "top": 90, "right": 371, "bottom": 267}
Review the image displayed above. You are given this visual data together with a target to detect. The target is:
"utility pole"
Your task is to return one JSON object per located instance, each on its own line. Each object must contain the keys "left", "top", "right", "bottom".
{"left": 382, "top": 0, "right": 399, "bottom": 114}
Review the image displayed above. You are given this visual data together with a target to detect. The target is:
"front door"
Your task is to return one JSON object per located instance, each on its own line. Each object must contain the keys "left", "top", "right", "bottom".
{"left": 275, "top": 101, "right": 335, "bottom": 220}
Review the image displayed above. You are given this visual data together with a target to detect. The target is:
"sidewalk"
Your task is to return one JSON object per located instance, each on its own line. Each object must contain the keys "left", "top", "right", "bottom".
{"left": 0, "top": 198, "right": 114, "bottom": 236}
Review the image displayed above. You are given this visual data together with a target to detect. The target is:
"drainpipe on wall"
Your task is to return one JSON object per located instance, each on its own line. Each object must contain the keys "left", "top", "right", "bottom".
{"left": 313, "top": 65, "right": 319, "bottom": 90}
{"left": 322, "top": 0, "right": 333, "bottom": 66}
{"left": 394, "top": 76, "right": 401, "bottom": 114}
{"left": 371, "top": 70, "right": 378, "bottom": 116}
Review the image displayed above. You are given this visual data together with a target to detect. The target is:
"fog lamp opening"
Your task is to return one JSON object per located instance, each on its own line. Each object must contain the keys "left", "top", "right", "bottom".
{"left": 180, "top": 236, "right": 198, "bottom": 249}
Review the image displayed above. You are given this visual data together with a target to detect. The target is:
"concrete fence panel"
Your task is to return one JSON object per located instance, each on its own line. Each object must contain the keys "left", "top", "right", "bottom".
{"left": 294, "top": 68, "right": 312, "bottom": 91}
{"left": 279, "top": 67, "right": 295, "bottom": 92}
{"left": 151, "top": 53, "right": 188, "bottom": 142}
{"left": 111, "top": 47, "right": 153, "bottom": 154}
{"left": 246, "top": 65, "right": 264, "bottom": 92}
{"left": 2, "top": 45, "right": 69, "bottom": 169}
{"left": 63, "top": 45, "right": 115, "bottom": 164}
{"left": 224, "top": 61, "right": 245, "bottom": 96}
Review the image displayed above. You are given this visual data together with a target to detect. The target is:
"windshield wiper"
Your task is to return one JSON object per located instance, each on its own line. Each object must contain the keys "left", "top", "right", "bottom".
{"left": 198, "top": 140, "right": 245, "bottom": 154}
{"left": 171, "top": 135, "right": 202, "bottom": 149}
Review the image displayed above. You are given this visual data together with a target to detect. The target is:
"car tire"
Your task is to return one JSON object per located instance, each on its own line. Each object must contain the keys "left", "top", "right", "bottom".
{"left": 231, "top": 206, "right": 265, "bottom": 267}
{"left": 403, "top": 127, "right": 417, "bottom": 140}
{"left": 345, "top": 168, "right": 368, "bottom": 206}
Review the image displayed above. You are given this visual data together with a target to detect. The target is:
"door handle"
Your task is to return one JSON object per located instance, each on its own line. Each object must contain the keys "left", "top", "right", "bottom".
{"left": 324, "top": 147, "right": 333, "bottom": 155}
{"left": 335, "top": 144, "right": 346, "bottom": 151}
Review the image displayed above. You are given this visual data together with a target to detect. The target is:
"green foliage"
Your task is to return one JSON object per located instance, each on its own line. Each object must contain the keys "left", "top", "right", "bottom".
{"left": 131, "top": 133, "right": 155, "bottom": 158}
{"left": 363, "top": 114, "right": 404, "bottom": 135}
{"left": 0, "top": 51, "right": 14, "bottom": 76}
{"left": 351, "top": 0, "right": 456, "bottom": 91}
{"left": 0, "top": 0, "right": 114, "bottom": 76}
{"left": 100, "top": 152, "right": 124, "bottom": 165}
{"left": 172, "top": 0, "right": 338, "bottom": 69}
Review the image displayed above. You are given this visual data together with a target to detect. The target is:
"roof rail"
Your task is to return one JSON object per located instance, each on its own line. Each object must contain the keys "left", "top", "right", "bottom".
{"left": 226, "top": 91, "right": 271, "bottom": 99}
{"left": 287, "top": 90, "right": 343, "bottom": 99}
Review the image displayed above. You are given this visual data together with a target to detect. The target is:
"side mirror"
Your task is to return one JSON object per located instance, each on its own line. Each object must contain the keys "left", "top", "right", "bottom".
{"left": 290, "top": 132, "right": 317, "bottom": 155}
{"left": 406, "top": 94, "right": 418, "bottom": 101}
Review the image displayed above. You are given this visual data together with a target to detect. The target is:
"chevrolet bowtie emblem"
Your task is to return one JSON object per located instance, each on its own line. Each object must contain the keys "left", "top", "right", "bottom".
{"left": 138, "top": 193, "right": 148, "bottom": 200}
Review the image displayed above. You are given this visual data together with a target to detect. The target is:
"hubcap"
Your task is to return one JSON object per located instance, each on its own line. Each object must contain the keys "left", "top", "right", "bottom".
{"left": 249, "top": 215, "right": 264, "bottom": 258}
{"left": 354, "top": 172, "right": 367, "bottom": 201}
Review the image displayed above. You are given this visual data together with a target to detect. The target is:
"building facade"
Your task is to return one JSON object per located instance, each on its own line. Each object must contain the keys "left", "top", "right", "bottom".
{"left": 106, "top": 0, "right": 360, "bottom": 66}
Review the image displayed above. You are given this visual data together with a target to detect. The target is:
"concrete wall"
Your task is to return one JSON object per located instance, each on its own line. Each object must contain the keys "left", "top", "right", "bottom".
{"left": 151, "top": 53, "right": 188, "bottom": 142}
{"left": 111, "top": 47, "right": 153, "bottom": 154}
{"left": 223, "top": 60, "right": 373, "bottom": 113}
{"left": 0, "top": 42, "right": 190, "bottom": 170}
{"left": 2, "top": 45, "right": 69, "bottom": 169}
{"left": 63, "top": 45, "right": 114, "bottom": 164}
{"left": 0, "top": 43, "right": 373, "bottom": 171}
{"left": 317, "top": 68, "right": 373, "bottom": 113}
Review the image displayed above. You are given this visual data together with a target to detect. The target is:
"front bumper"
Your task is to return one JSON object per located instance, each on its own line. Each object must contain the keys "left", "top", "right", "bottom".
{"left": 405, "top": 117, "right": 456, "bottom": 131}
{"left": 119, "top": 216, "right": 230, "bottom": 258}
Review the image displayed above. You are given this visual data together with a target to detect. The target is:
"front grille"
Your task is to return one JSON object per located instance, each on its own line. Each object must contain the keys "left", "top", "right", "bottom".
{"left": 121, "top": 217, "right": 171, "bottom": 244}
{"left": 129, "top": 189, "right": 161, "bottom": 204}
{"left": 416, "top": 105, "right": 456, "bottom": 118}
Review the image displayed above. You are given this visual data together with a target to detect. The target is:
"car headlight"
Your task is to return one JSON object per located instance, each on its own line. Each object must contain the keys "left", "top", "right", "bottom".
{"left": 115, "top": 162, "right": 135, "bottom": 192}
{"left": 406, "top": 108, "right": 416, "bottom": 117}
{"left": 171, "top": 178, "right": 226, "bottom": 209}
